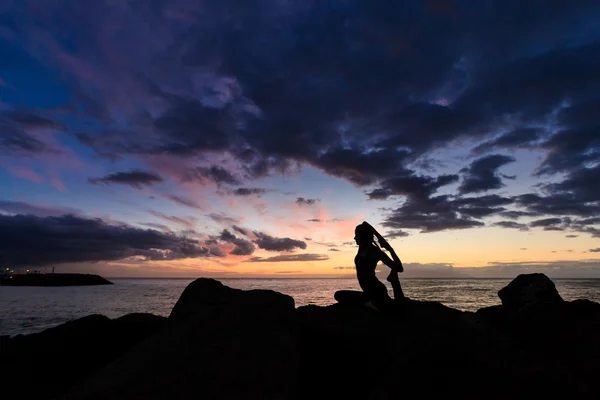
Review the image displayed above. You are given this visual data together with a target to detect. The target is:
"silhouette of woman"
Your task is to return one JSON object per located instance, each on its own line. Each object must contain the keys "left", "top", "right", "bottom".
{"left": 353, "top": 221, "right": 405, "bottom": 311}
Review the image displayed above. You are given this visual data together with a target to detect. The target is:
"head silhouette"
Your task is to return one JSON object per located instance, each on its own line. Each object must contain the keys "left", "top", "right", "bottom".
{"left": 354, "top": 222, "right": 374, "bottom": 246}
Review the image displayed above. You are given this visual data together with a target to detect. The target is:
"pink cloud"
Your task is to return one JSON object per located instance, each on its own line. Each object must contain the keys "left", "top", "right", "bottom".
{"left": 49, "top": 173, "right": 66, "bottom": 192}
{"left": 1, "top": 164, "right": 45, "bottom": 184}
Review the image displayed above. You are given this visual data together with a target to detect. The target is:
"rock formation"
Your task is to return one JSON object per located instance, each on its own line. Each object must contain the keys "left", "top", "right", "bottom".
{"left": 1, "top": 273, "right": 599, "bottom": 400}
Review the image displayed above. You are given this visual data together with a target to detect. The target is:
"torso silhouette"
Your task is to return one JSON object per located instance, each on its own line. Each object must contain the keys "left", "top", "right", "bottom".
{"left": 354, "top": 245, "right": 387, "bottom": 296}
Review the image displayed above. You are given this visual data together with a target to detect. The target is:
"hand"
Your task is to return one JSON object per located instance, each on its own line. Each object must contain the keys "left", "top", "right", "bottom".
{"left": 378, "top": 238, "right": 392, "bottom": 251}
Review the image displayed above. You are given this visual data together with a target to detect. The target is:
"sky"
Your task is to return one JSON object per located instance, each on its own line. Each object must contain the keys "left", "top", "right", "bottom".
{"left": 1, "top": 0, "right": 600, "bottom": 278}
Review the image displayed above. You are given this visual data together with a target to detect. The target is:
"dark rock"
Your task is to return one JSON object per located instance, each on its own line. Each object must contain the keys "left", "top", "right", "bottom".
{"left": 0, "top": 335, "right": 10, "bottom": 350}
{"left": 6, "top": 277, "right": 600, "bottom": 400}
{"left": 62, "top": 279, "right": 297, "bottom": 400}
{"left": 0, "top": 313, "right": 166, "bottom": 400}
{"left": 169, "top": 277, "right": 294, "bottom": 324}
{"left": 498, "top": 273, "right": 563, "bottom": 311}
{"left": 334, "top": 289, "right": 369, "bottom": 306}
{"left": 475, "top": 304, "right": 509, "bottom": 328}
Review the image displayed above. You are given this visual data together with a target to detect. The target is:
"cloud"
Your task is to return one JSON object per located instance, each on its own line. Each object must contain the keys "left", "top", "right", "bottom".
{"left": 253, "top": 232, "right": 307, "bottom": 252}
{"left": 366, "top": 173, "right": 458, "bottom": 201}
{"left": 148, "top": 211, "right": 197, "bottom": 229}
{"left": 0, "top": 214, "right": 211, "bottom": 267}
{"left": 182, "top": 165, "right": 241, "bottom": 185}
{"left": 0, "top": 126, "right": 54, "bottom": 156}
{"left": 0, "top": 200, "right": 80, "bottom": 218}
{"left": 246, "top": 254, "right": 329, "bottom": 263}
{"left": 492, "top": 221, "right": 529, "bottom": 231}
{"left": 472, "top": 127, "right": 543, "bottom": 154}
{"left": 4, "top": 110, "right": 61, "bottom": 130}
{"left": 385, "top": 230, "right": 410, "bottom": 238}
{"left": 218, "top": 229, "right": 255, "bottom": 256}
{"left": 4, "top": 0, "right": 600, "bottom": 240}
{"left": 590, "top": 248, "right": 600, "bottom": 253}
{"left": 89, "top": 170, "right": 164, "bottom": 189}
{"left": 229, "top": 188, "right": 267, "bottom": 196}
{"left": 232, "top": 225, "right": 249, "bottom": 236}
{"left": 380, "top": 194, "right": 513, "bottom": 233}
{"left": 165, "top": 195, "right": 204, "bottom": 210}
{"left": 458, "top": 155, "right": 516, "bottom": 194}
{"left": 529, "top": 217, "right": 567, "bottom": 230}
{"left": 296, "top": 197, "right": 320, "bottom": 206}
{"left": 208, "top": 212, "right": 242, "bottom": 225}
{"left": 139, "top": 222, "right": 172, "bottom": 232}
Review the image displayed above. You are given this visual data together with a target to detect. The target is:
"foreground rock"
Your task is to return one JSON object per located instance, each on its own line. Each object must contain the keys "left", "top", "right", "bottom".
{"left": 2, "top": 274, "right": 600, "bottom": 399}
{"left": 498, "top": 273, "right": 563, "bottom": 310}
{"left": 0, "top": 273, "right": 113, "bottom": 286}
{"left": 62, "top": 279, "right": 297, "bottom": 400}
{"left": 0, "top": 313, "right": 166, "bottom": 400}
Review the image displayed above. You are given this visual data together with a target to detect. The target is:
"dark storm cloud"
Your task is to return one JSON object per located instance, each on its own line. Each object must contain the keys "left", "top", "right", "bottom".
{"left": 246, "top": 254, "right": 329, "bottom": 263}
{"left": 296, "top": 197, "right": 320, "bottom": 206}
{"left": 367, "top": 173, "right": 459, "bottom": 201}
{"left": 458, "top": 155, "right": 516, "bottom": 194}
{"left": 381, "top": 195, "right": 485, "bottom": 233}
{"left": 544, "top": 165, "right": 600, "bottom": 203}
{"left": 89, "top": 170, "right": 164, "bottom": 189}
{"left": 514, "top": 193, "right": 600, "bottom": 218}
{"left": 472, "top": 128, "right": 544, "bottom": 154}
{"left": 218, "top": 229, "right": 255, "bottom": 256}
{"left": 181, "top": 165, "right": 241, "bottom": 185}
{"left": 253, "top": 232, "right": 307, "bottom": 252}
{"left": 0, "top": 214, "right": 211, "bottom": 267}
{"left": 6, "top": 0, "right": 600, "bottom": 234}
{"left": 380, "top": 192, "right": 513, "bottom": 233}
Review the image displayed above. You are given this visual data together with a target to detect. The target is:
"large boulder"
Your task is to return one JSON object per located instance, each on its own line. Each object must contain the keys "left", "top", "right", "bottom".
{"left": 0, "top": 313, "right": 166, "bottom": 400}
{"left": 170, "top": 278, "right": 295, "bottom": 324}
{"left": 498, "top": 273, "right": 563, "bottom": 311}
{"left": 62, "top": 279, "right": 298, "bottom": 400}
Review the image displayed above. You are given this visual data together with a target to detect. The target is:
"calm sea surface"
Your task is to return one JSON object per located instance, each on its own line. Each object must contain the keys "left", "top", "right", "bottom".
{"left": 2, "top": 278, "right": 600, "bottom": 336}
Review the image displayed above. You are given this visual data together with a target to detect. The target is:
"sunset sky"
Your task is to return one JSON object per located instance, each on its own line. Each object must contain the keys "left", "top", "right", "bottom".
{"left": 1, "top": 0, "right": 600, "bottom": 278}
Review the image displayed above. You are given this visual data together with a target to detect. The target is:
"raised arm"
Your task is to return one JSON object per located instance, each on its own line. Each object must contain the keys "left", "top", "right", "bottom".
{"left": 378, "top": 246, "right": 403, "bottom": 273}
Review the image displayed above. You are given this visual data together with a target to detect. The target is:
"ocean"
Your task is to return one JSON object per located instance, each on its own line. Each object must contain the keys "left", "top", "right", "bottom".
{"left": 2, "top": 278, "right": 600, "bottom": 336}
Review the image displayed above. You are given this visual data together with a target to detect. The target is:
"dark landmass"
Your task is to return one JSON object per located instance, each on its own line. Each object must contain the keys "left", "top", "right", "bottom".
{"left": 0, "top": 273, "right": 113, "bottom": 286}
{"left": 1, "top": 273, "right": 599, "bottom": 399}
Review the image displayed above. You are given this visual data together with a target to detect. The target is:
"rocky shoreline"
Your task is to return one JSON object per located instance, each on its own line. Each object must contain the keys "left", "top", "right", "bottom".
{"left": 1, "top": 273, "right": 599, "bottom": 399}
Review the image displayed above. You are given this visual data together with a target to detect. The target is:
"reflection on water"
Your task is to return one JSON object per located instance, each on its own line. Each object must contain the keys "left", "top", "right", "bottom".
{"left": 2, "top": 278, "right": 600, "bottom": 336}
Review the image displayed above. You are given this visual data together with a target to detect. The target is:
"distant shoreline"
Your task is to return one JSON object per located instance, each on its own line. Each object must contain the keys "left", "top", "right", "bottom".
{"left": 103, "top": 276, "right": 600, "bottom": 280}
{"left": 1, "top": 273, "right": 113, "bottom": 286}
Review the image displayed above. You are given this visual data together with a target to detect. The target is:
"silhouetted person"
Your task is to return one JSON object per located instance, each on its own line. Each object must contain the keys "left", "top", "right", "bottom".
{"left": 354, "top": 221, "right": 405, "bottom": 312}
